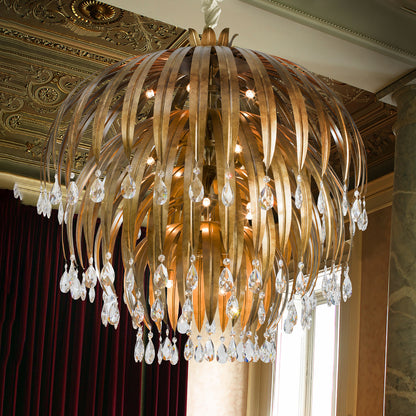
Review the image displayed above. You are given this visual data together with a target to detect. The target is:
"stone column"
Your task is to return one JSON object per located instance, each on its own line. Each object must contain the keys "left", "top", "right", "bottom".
{"left": 385, "top": 84, "right": 416, "bottom": 415}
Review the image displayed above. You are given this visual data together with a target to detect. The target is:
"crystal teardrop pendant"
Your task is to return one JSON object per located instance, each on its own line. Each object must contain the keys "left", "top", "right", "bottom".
{"left": 295, "top": 262, "right": 305, "bottom": 294}
{"left": 121, "top": 166, "right": 136, "bottom": 199}
{"left": 85, "top": 259, "right": 98, "bottom": 288}
{"left": 50, "top": 174, "right": 62, "bottom": 205}
{"left": 342, "top": 266, "right": 353, "bottom": 302}
{"left": 145, "top": 333, "right": 155, "bottom": 364}
{"left": 357, "top": 199, "right": 368, "bottom": 231}
{"left": 184, "top": 337, "right": 194, "bottom": 361}
{"left": 189, "top": 167, "right": 204, "bottom": 202}
{"left": 253, "top": 336, "right": 260, "bottom": 363}
{"left": 248, "top": 261, "right": 262, "bottom": 293}
{"left": 177, "top": 313, "right": 190, "bottom": 334}
{"left": 60, "top": 264, "right": 70, "bottom": 293}
{"left": 67, "top": 173, "right": 79, "bottom": 206}
{"left": 125, "top": 264, "right": 135, "bottom": 292}
{"left": 301, "top": 295, "right": 312, "bottom": 330}
{"left": 236, "top": 338, "right": 245, "bottom": 362}
{"left": 58, "top": 201, "right": 64, "bottom": 225}
{"left": 258, "top": 298, "right": 266, "bottom": 325}
{"left": 101, "top": 254, "right": 115, "bottom": 284}
{"left": 275, "top": 260, "right": 286, "bottom": 294}
{"left": 157, "top": 337, "right": 163, "bottom": 364}
{"left": 226, "top": 294, "right": 239, "bottom": 318}
{"left": 134, "top": 330, "right": 144, "bottom": 363}
{"left": 228, "top": 336, "right": 237, "bottom": 362}
{"left": 194, "top": 336, "right": 204, "bottom": 363}
{"left": 153, "top": 262, "right": 168, "bottom": 289}
{"left": 154, "top": 172, "right": 168, "bottom": 205}
{"left": 150, "top": 297, "right": 164, "bottom": 321}
{"left": 351, "top": 190, "right": 361, "bottom": 222}
{"left": 186, "top": 262, "right": 198, "bottom": 291}
{"left": 259, "top": 176, "right": 274, "bottom": 210}
{"left": 182, "top": 298, "right": 194, "bottom": 321}
{"left": 244, "top": 338, "right": 254, "bottom": 362}
{"left": 13, "top": 183, "right": 22, "bottom": 200}
{"left": 133, "top": 300, "right": 145, "bottom": 323}
{"left": 162, "top": 335, "right": 173, "bottom": 361}
{"left": 70, "top": 276, "right": 81, "bottom": 300}
{"left": 89, "top": 287, "right": 95, "bottom": 303}
{"left": 170, "top": 338, "right": 179, "bottom": 365}
{"left": 216, "top": 337, "right": 228, "bottom": 364}
{"left": 295, "top": 175, "right": 303, "bottom": 209}
{"left": 317, "top": 181, "right": 325, "bottom": 214}
{"left": 204, "top": 339, "right": 215, "bottom": 362}
{"left": 90, "top": 170, "right": 105, "bottom": 203}
{"left": 219, "top": 263, "right": 234, "bottom": 294}
{"left": 37, "top": 186, "right": 43, "bottom": 215}
{"left": 342, "top": 184, "right": 349, "bottom": 216}
{"left": 221, "top": 176, "right": 234, "bottom": 207}
{"left": 260, "top": 341, "right": 270, "bottom": 363}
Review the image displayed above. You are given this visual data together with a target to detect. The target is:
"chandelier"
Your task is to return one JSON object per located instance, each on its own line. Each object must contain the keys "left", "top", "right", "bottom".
{"left": 37, "top": 15, "right": 367, "bottom": 365}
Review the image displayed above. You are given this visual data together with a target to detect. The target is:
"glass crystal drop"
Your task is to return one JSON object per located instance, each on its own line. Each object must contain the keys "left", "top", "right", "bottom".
{"left": 60, "top": 265, "right": 70, "bottom": 293}
{"left": 133, "top": 300, "right": 145, "bottom": 323}
{"left": 283, "top": 317, "right": 294, "bottom": 334}
{"left": 351, "top": 196, "right": 361, "bottom": 222}
{"left": 45, "top": 195, "right": 52, "bottom": 219}
{"left": 108, "top": 302, "right": 120, "bottom": 327}
{"left": 80, "top": 282, "right": 87, "bottom": 301}
{"left": 275, "top": 267, "right": 286, "bottom": 294}
{"left": 85, "top": 263, "right": 98, "bottom": 287}
{"left": 134, "top": 336, "right": 144, "bottom": 363}
{"left": 358, "top": 208, "right": 368, "bottom": 231}
{"left": 204, "top": 339, "right": 215, "bottom": 362}
{"left": 182, "top": 298, "right": 194, "bottom": 321}
{"left": 101, "top": 260, "right": 115, "bottom": 284}
{"left": 259, "top": 185, "right": 274, "bottom": 210}
{"left": 64, "top": 204, "right": 68, "bottom": 225}
{"left": 101, "top": 301, "right": 109, "bottom": 326}
{"left": 295, "top": 269, "right": 305, "bottom": 294}
{"left": 219, "top": 268, "right": 234, "bottom": 294}
{"left": 90, "top": 176, "right": 105, "bottom": 203}
{"left": 89, "top": 287, "right": 95, "bottom": 303}
{"left": 194, "top": 338, "right": 204, "bottom": 363}
{"left": 245, "top": 339, "right": 254, "bottom": 362}
{"left": 153, "top": 263, "right": 168, "bottom": 288}
{"left": 154, "top": 176, "right": 168, "bottom": 205}
{"left": 186, "top": 263, "right": 198, "bottom": 291}
{"left": 248, "top": 268, "right": 262, "bottom": 293}
{"left": 343, "top": 269, "right": 353, "bottom": 302}
{"left": 189, "top": 175, "right": 204, "bottom": 203}
{"left": 58, "top": 201, "right": 64, "bottom": 225}
{"left": 322, "top": 266, "right": 329, "bottom": 296}
{"left": 125, "top": 267, "right": 135, "bottom": 292}
{"left": 37, "top": 187, "right": 43, "bottom": 215}
{"left": 67, "top": 180, "right": 79, "bottom": 206}
{"left": 317, "top": 184, "right": 325, "bottom": 214}
{"left": 157, "top": 339, "right": 163, "bottom": 364}
{"left": 253, "top": 339, "right": 260, "bottom": 362}
{"left": 228, "top": 337, "right": 237, "bottom": 362}
{"left": 205, "top": 321, "right": 216, "bottom": 336}
{"left": 70, "top": 276, "right": 81, "bottom": 300}
{"left": 295, "top": 180, "right": 303, "bottom": 209}
{"left": 321, "top": 215, "right": 326, "bottom": 243}
{"left": 258, "top": 299, "right": 266, "bottom": 325}
{"left": 50, "top": 174, "right": 62, "bottom": 205}
{"left": 177, "top": 313, "right": 190, "bottom": 334}
{"left": 342, "top": 191, "right": 349, "bottom": 217}
{"left": 162, "top": 337, "right": 173, "bottom": 361}
{"left": 221, "top": 179, "right": 234, "bottom": 207}
{"left": 226, "top": 294, "right": 239, "bottom": 319}
{"left": 301, "top": 296, "right": 313, "bottom": 330}
{"left": 260, "top": 341, "right": 270, "bottom": 363}
{"left": 236, "top": 340, "right": 245, "bottom": 362}
{"left": 145, "top": 338, "right": 155, "bottom": 364}
{"left": 268, "top": 340, "right": 276, "bottom": 363}
{"left": 121, "top": 172, "right": 136, "bottom": 199}
{"left": 170, "top": 341, "right": 179, "bottom": 365}
{"left": 184, "top": 338, "right": 194, "bottom": 361}
{"left": 13, "top": 183, "right": 22, "bottom": 200}
{"left": 216, "top": 341, "right": 228, "bottom": 363}
{"left": 150, "top": 297, "right": 164, "bottom": 321}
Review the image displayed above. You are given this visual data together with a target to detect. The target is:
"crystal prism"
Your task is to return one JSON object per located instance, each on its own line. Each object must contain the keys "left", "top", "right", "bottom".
{"left": 36, "top": 187, "right": 43, "bottom": 215}
{"left": 125, "top": 267, "right": 135, "bottom": 292}
{"left": 342, "top": 191, "right": 349, "bottom": 217}
{"left": 228, "top": 337, "right": 237, "bottom": 362}
{"left": 89, "top": 287, "right": 95, "bottom": 303}
{"left": 133, "top": 301, "right": 145, "bottom": 323}
{"left": 194, "top": 338, "right": 204, "bottom": 363}
{"left": 58, "top": 202, "right": 64, "bottom": 225}
{"left": 204, "top": 339, "right": 215, "bottom": 362}
{"left": 317, "top": 184, "right": 325, "bottom": 214}
{"left": 226, "top": 294, "right": 239, "bottom": 319}
{"left": 162, "top": 337, "right": 173, "bottom": 361}
{"left": 70, "top": 276, "right": 81, "bottom": 300}
{"left": 295, "top": 177, "right": 303, "bottom": 209}
{"left": 253, "top": 339, "right": 260, "bottom": 362}
{"left": 90, "top": 176, "right": 105, "bottom": 203}
{"left": 216, "top": 341, "right": 228, "bottom": 364}
{"left": 153, "top": 263, "right": 168, "bottom": 288}
{"left": 248, "top": 268, "right": 262, "bottom": 293}
{"left": 101, "top": 260, "right": 115, "bottom": 284}
{"left": 157, "top": 340, "right": 163, "bottom": 364}
{"left": 121, "top": 172, "right": 136, "bottom": 199}
{"left": 150, "top": 297, "right": 164, "bottom": 321}
{"left": 258, "top": 299, "right": 266, "bottom": 325}
{"left": 260, "top": 342, "right": 270, "bottom": 363}
{"left": 60, "top": 265, "right": 70, "bottom": 293}
{"left": 85, "top": 263, "right": 98, "bottom": 287}
{"left": 275, "top": 266, "right": 286, "bottom": 294}
{"left": 342, "top": 269, "right": 352, "bottom": 302}
{"left": 50, "top": 174, "right": 62, "bottom": 205}
{"left": 170, "top": 342, "right": 179, "bottom": 365}
{"left": 186, "top": 263, "right": 198, "bottom": 291}
{"left": 221, "top": 179, "right": 234, "bottom": 207}
{"left": 357, "top": 208, "right": 368, "bottom": 231}
{"left": 145, "top": 337, "right": 155, "bottom": 364}
{"left": 236, "top": 340, "right": 245, "bottom": 362}
{"left": 13, "top": 183, "right": 22, "bottom": 200}
{"left": 219, "top": 267, "right": 234, "bottom": 294}
{"left": 351, "top": 195, "right": 361, "bottom": 222}
{"left": 182, "top": 298, "right": 193, "bottom": 321}
{"left": 154, "top": 176, "right": 168, "bottom": 205}
{"left": 67, "top": 180, "right": 79, "bottom": 206}
{"left": 177, "top": 313, "right": 190, "bottom": 334}
{"left": 244, "top": 339, "right": 254, "bottom": 362}
{"left": 259, "top": 185, "right": 274, "bottom": 210}
{"left": 134, "top": 336, "right": 144, "bottom": 363}
{"left": 189, "top": 175, "right": 204, "bottom": 202}
{"left": 184, "top": 338, "right": 194, "bottom": 361}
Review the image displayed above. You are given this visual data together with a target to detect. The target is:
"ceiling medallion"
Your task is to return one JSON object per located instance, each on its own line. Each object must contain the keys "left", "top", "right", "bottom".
{"left": 71, "top": 0, "right": 122, "bottom": 25}
{"left": 32, "top": 1, "right": 367, "bottom": 366}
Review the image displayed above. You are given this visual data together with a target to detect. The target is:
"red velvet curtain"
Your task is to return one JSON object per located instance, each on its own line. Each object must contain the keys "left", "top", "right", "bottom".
{"left": 0, "top": 189, "right": 188, "bottom": 416}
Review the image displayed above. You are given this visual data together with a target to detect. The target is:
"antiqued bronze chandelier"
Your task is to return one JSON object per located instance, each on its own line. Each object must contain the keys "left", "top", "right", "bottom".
{"left": 38, "top": 23, "right": 367, "bottom": 365}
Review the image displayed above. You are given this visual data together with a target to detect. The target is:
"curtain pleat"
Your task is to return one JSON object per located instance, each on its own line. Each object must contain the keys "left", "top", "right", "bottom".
{"left": 0, "top": 190, "right": 188, "bottom": 415}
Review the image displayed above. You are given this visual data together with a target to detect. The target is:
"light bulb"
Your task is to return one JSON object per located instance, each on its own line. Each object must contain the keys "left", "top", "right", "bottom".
{"left": 146, "top": 156, "right": 155, "bottom": 165}
{"left": 145, "top": 89, "right": 155, "bottom": 99}
{"left": 235, "top": 144, "right": 242, "bottom": 153}
{"left": 245, "top": 89, "right": 255, "bottom": 99}
{"left": 202, "top": 197, "right": 211, "bottom": 207}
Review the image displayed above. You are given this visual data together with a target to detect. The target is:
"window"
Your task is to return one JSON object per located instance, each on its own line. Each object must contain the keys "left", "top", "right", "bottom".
{"left": 272, "top": 272, "right": 340, "bottom": 416}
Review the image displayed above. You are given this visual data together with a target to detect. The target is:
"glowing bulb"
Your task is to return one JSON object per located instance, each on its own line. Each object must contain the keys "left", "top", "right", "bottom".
{"left": 246, "top": 202, "right": 253, "bottom": 220}
{"left": 145, "top": 89, "right": 155, "bottom": 99}
{"left": 186, "top": 84, "right": 190, "bottom": 93}
{"left": 166, "top": 280, "right": 173, "bottom": 289}
{"left": 235, "top": 144, "right": 242, "bottom": 153}
{"left": 245, "top": 89, "right": 255, "bottom": 99}
{"left": 146, "top": 156, "right": 155, "bottom": 165}
{"left": 202, "top": 197, "right": 211, "bottom": 207}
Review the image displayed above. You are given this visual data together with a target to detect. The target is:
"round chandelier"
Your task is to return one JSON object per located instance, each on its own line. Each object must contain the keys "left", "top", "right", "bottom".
{"left": 38, "top": 22, "right": 367, "bottom": 365}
